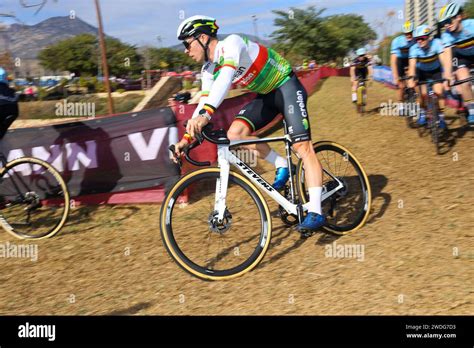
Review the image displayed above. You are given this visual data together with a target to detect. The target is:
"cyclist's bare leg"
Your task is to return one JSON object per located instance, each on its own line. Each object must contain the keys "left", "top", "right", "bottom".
{"left": 351, "top": 80, "right": 358, "bottom": 102}
{"left": 455, "top": 67, "right": 474, "bottom": 120}
{"left": 397, "top": 80, "right": 405, "bottom": 102}
{"left": 419, "top": 84, "right": 427, "bottom": 110}
{"left": 455, "top": 66, "right": 473, "bottom": 101}
{"left": 433, "top": 83, "right": 446, "bottom": 112}
{"left": 227, "top": 120, "right": 271, "bottom": 159}
{"left": 292, "top": 141, "right": 322, "bottom": 187}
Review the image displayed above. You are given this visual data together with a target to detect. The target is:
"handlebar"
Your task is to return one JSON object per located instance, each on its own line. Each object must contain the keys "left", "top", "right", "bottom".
{"left": 416, "top": 78, "right": 446, "bottom": 86}
{"left": 450, "top": 76, "right": 474, "bottom": 87}
{"left": 169, "top": 122, "right": 230, "bottom": 168}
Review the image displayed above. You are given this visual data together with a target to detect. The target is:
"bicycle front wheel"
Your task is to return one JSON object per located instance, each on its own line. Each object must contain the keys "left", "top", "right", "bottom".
{"left": 0, "top": 157, "right": 70, "bottom": 239}
{"left": 296, "top": 141, "right": 371, "bottom": 235}
{"left": 160, "top": 167, "right": 272, "bottom": 281}
{"left": 428, "top": 99, "right": 442, "bottom": 155}
{"left": 357, "top": 86, "right": 366, "bottom": 114}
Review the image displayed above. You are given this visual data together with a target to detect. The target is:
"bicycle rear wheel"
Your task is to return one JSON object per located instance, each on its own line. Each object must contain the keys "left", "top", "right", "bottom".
{"left": 357, "top": 86, "right": 366, "bottom": 115}
{"left": 428, "top": 98, "right": 442, "bottom": 155}
{"left": 404, "top": 90, "right": 418, "bottom": 128}
{"left": 296, "top": 141, "right": 371, "bottom": 235}
{"left": 0, "top": 157, "right": 70, "bottom": 239}
{"left": 160, "top": 167, "right": 272, "bottom": 280}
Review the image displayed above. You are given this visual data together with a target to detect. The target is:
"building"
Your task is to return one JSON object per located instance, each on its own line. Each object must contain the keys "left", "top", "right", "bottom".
{"left": 404, "top": 0, "right": 439, "bottom": 28}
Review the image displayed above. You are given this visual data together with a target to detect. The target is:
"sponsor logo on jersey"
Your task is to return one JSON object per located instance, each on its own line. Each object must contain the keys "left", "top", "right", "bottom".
{"left": 268, "top": 57, "right": 288, "bottom": 74}
{"left": 302, "top": 119, "right": 309, "bottom": 130}
{"left": 240, "top": 70, "right": 256, "bottom": 85}
{"left": 234, "top": 66, "right": 247, "bottom": 80}
{"left": 296, "top": 90, "right": 308, "bottom": 118}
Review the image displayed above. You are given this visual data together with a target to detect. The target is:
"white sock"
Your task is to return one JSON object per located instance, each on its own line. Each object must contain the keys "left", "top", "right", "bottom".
{"left": 265, "top": 150, "right": 288, "bottom": 169}
{"left": 352, "top": 93, "right": 357, "bottom": 102}
{"left": 468, "top": 102, "right": 474, "bottom": 115}
{"left": 307, "top": 187, "right": 322, "bottom": 214}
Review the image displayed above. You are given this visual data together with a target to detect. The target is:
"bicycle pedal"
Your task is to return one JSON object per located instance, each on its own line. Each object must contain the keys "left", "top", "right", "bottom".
{"left": 297, "top": 228, "right": 316, "bottom": 239}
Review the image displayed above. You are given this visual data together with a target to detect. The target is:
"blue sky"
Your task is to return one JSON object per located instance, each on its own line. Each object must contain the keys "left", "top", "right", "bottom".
{"left": 0, "top": 0, "right": 467, "bottom": 47}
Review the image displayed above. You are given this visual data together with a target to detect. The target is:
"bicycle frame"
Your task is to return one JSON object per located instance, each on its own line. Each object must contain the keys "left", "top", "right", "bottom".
{"left": 212, "top": 133, "right": 345, "bottom": 222}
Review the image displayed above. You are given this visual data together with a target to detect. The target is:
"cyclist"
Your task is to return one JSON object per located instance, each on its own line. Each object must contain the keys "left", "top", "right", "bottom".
{"left": 350, "top": 48, "right": 373, "bottom": 103}
{"left": 439, "top": 2, "right": 474, "bottom": 125}
{"left": 172, "top": 15, "right": 326, "bottom": 231}
{"left": 390, "top": 21, "right": 416, "bottom": 115}
{"left": 0, "top": 67, "right": 18, "bottom": 139}
{"left": 407, "top": 25, "right": 450, "bottom": 128}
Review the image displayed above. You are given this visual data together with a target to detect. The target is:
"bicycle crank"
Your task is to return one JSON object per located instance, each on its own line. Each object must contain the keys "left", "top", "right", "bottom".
{"left": 208, "top": 209, "right": 232, "bottom": 234}
{"left": 278, "top": 185, "right": 298, "bottom": 226}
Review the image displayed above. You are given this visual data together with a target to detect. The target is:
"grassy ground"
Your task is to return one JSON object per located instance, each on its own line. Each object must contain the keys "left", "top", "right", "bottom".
{"left": 1, "top": 77, "right": 473, "bottom": 315}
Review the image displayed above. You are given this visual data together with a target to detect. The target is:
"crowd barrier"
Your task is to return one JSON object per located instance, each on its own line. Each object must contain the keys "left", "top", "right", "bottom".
{"left": 3, "top": 66, "right": 350, "bottom": 204}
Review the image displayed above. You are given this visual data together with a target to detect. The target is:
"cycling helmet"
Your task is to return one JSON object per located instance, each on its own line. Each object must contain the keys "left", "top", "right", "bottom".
{"left": 439, "top": 2, "right": 463, "bottom": 22}
{"left": 356, "top": 48, "right": 367, "bottom": 56}
{"left": 413, "top": 25, "right": 431, "bottom": 38}
{"left": 177, "top": 15, "right": 219, "bottom": 40}
{"left": 0, "top": 67, "right": 7, "bottom": 84}
{"left": 402, "top": 20, "right": 414, "bottom": 33}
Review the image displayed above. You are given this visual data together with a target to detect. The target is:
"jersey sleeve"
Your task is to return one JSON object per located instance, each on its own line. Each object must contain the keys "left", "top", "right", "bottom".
{"left": 433, "top": 39, "right": 444, "bottom": 54}
{"left": 441, "top": 32, "right": 454, "bottom": 48}
{"left": 217, "top": 34, "right": 243, "bottom": 69}
{"left": 463, "top": 19, "right": 474, "bottom": 35}
{"left": 198, "top": 35, "right": 244, "bottom": 114}
{"left": 191, "top": 62, "right": 215, "bottom": 119}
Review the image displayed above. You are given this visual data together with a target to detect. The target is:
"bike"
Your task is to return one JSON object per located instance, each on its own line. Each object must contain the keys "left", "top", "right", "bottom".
{"left": 449, "top": 75, "right": 474, "bottom": 127}
{"left": 355, "top": 77, "right": 368, "bottom": 115}
{"left": 416, "top": 78, "right": 447, "bottom": 155}
{"left": 399, "top": 76, "right": 418, "bottom": 128}
{"left": 0, "top": 153, "right": 70, "bottom": 239}
{"left": 160, "top": 122, "right": 372, "bottom": 280}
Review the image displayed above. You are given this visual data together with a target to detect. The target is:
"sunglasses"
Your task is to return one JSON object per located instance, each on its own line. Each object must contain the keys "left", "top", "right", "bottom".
{"left": 182, "top": 36, "right": 200, "bottom": 50}
{"left": 416, "top": 36, "right": 429, "bottom": 42}
{"left": 441, "top": 18, "right": 453, "bottom": 26}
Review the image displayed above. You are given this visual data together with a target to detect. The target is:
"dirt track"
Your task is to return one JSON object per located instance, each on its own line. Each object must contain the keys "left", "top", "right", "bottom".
{"left": 1, "top": 76, "right": 473, "bottom": 315}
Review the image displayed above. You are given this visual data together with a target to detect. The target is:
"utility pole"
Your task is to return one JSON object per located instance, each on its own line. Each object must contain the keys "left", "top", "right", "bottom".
{"left": 252, "top": 15, "right": 259, "bottom": 42}
{"left": 94, "top": 0, "right": 114, "bottom": 114}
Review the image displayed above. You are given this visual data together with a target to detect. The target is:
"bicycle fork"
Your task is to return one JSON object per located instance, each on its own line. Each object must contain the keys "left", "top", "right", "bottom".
{"left": 214, "top": 146, "right": 231, "bottom": 222}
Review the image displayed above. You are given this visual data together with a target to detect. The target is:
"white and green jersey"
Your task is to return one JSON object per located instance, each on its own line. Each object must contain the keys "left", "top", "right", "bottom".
{"left": 193, "top": 34, "right": 292, "bottom": 118}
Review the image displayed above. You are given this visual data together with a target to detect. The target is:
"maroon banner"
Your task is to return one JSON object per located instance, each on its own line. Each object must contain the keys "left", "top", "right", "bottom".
{"left": 0, "top": 108, "right": 180, "bottom": 202}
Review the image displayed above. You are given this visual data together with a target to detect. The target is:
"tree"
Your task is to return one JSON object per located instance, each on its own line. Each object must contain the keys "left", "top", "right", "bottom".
{"left": 270, "top": 6, "right": 376, "bottom": 64}
{"left": 323, "top": 14, "right": 377, "bottom": 60}
{"left": 464, "top": 0, "right": 474, "bottom": 18}
{"left": 271, "top": 6, "right": 330, "bottom": 63}
{"left": 141, "top": 47, "right": 200, "bottom": 71}
{"left": 38, "top": 34, "right": 141, "bottom": 77}
{"left": 376, "top": 33, "right": 398, "bottom": 66}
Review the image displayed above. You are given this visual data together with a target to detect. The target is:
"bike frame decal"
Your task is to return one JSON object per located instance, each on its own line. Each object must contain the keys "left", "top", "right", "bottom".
{"left": 216, "top": 140, "right": 345, "bottom": 217}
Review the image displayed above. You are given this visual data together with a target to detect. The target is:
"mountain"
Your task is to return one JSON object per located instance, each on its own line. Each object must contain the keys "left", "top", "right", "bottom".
{"left": 2, "top": 16, "right": 99, "bottom": 60}
{"left": 168, "top": 33, "right": 274, "bottom": 51}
